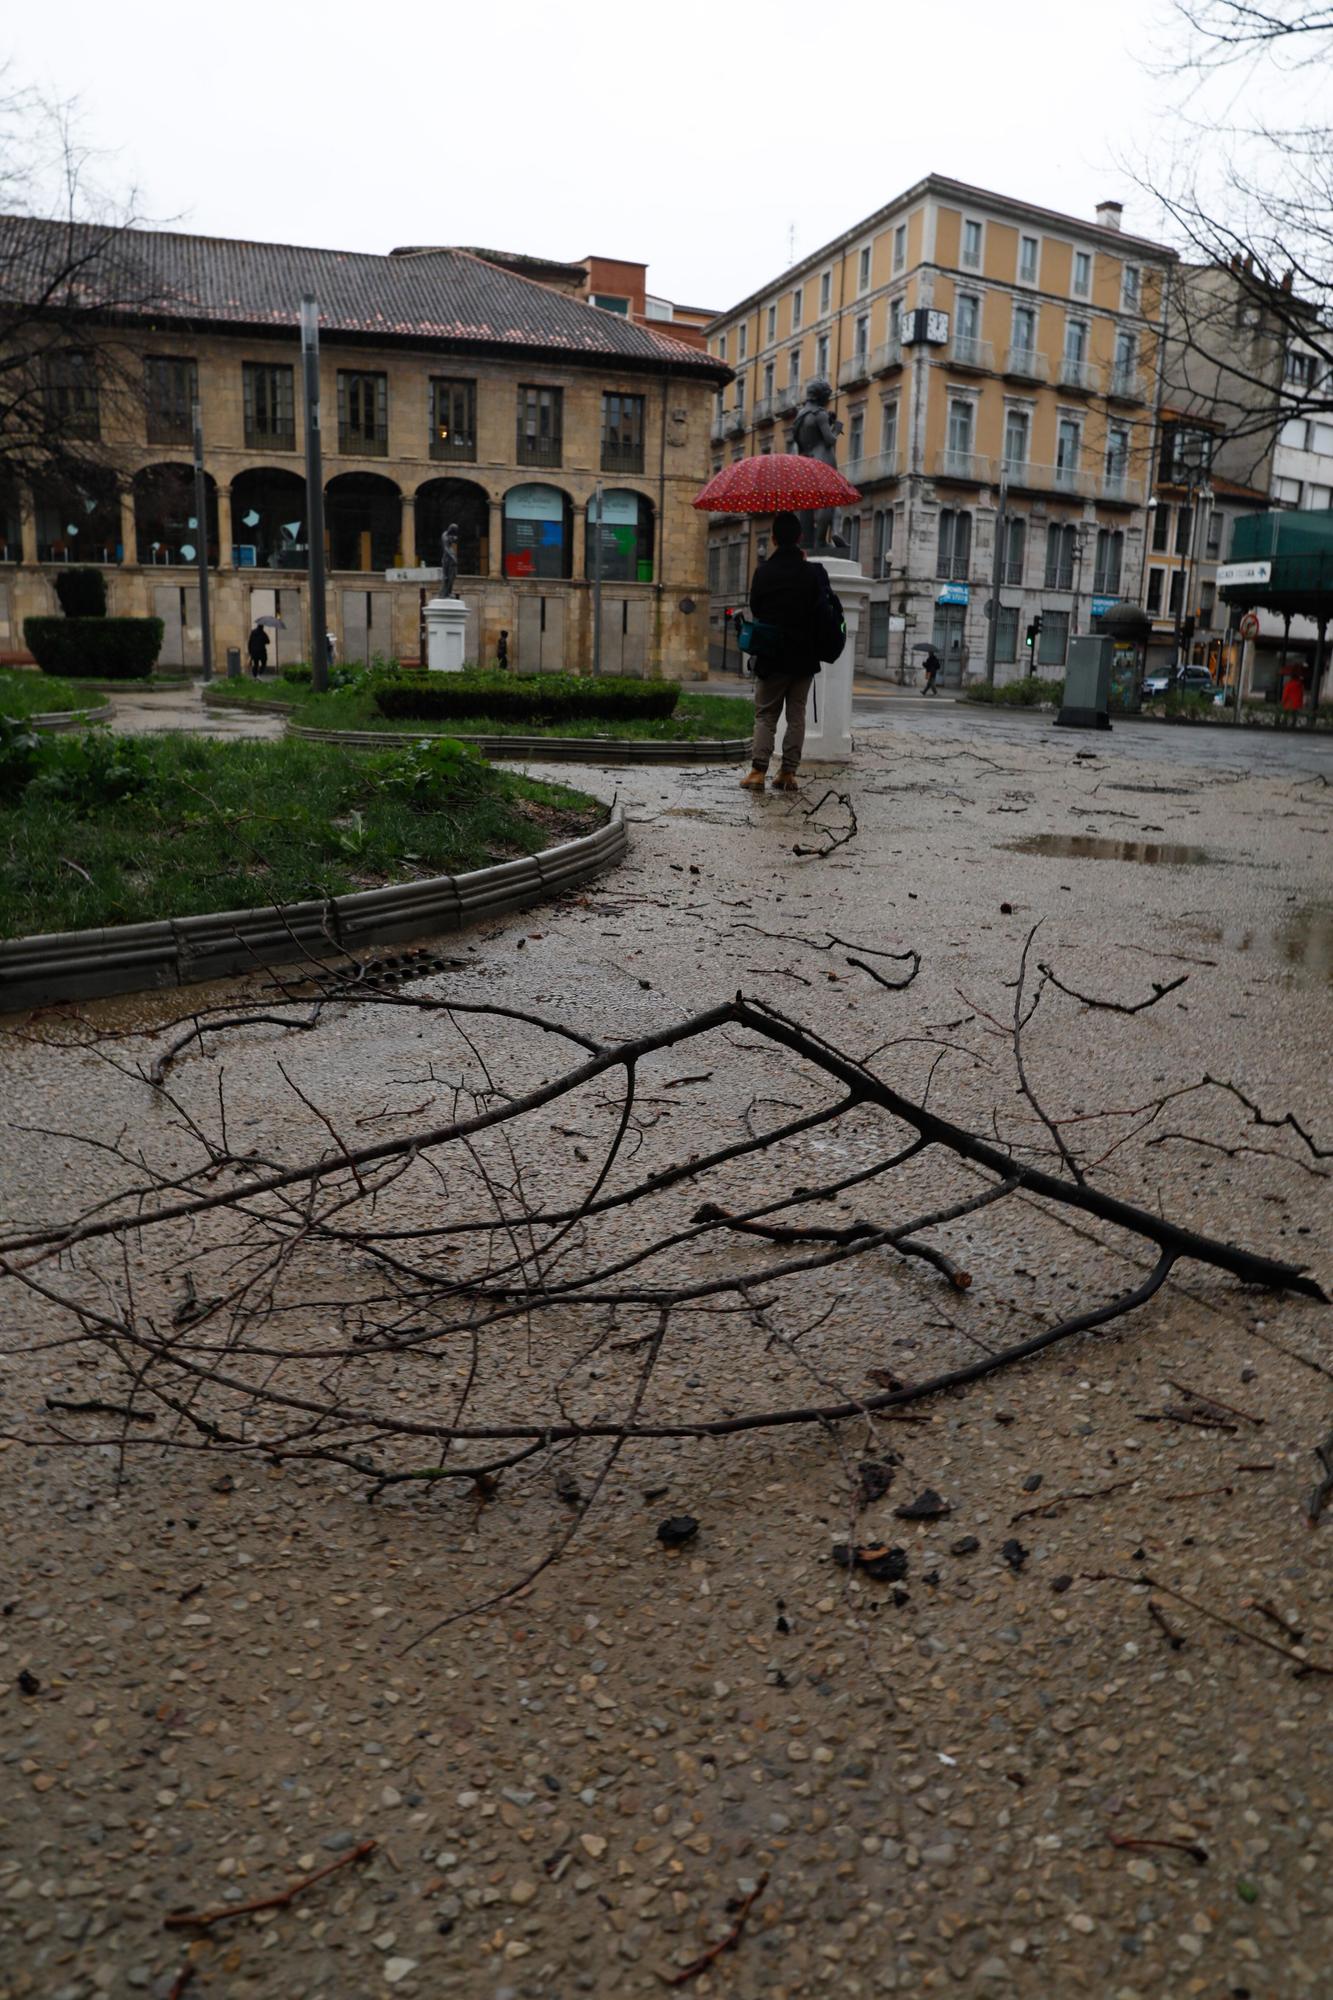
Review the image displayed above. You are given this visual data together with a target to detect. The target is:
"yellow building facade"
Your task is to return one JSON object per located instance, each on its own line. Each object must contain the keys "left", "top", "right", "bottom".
{"left": 1, "top": 225, "right": 728, "bottom": 679}
{"left": 706, "top": 176, "right": 1175, "bottom": 684}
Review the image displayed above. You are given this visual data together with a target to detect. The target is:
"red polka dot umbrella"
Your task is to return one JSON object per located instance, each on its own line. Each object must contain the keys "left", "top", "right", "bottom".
{"left": 693, "top": 454, "right": 861, "bottom": 514}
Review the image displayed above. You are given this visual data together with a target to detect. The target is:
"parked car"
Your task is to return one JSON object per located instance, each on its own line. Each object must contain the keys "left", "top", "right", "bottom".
{"left": 1140, "top": 664, "right": 1219, "bottom": 701}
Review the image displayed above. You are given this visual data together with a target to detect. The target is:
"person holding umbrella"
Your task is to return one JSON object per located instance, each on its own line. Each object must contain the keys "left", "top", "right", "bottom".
{"left": 740, "top": 510, "right": 829, "bottom": 790}
{"left": 247, "top": 621, "right": 270, "bottom": 676}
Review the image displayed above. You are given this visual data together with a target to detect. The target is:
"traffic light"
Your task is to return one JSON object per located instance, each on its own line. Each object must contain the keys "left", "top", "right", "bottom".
{"left": 1180, "top": 615, "right": 1196, "bottom": 652}
{"left": 1025, "top": 616, "right": 1042, "bottom": 652}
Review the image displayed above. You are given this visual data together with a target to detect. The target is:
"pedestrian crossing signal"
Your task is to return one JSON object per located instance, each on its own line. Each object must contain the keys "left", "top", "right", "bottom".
{"left": 1025, "top": 616, "right": 1043, "bottom": 651}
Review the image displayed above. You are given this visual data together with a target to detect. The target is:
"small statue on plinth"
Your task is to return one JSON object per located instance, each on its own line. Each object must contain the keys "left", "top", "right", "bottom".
{"left": 789, "top": 378, "right": 847, "bottom": 553}
{"left": 439, "top": 523, "right": 459, "bottom": 600}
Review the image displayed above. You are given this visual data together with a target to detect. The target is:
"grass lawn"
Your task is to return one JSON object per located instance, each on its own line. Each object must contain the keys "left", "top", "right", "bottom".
{"left": 209, "top": 678, "right": 753, "bottom": 740}
{"left": 0, "top": 734, "right": 604, "bottom": 939}
{"left": 0, "top": 669, "right": 101, "bottom": 719}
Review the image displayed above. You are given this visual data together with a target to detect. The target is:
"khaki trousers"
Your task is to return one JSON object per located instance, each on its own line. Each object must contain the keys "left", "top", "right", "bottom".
{"left": 750, "top": 673, "right": 815, "bottom": 773}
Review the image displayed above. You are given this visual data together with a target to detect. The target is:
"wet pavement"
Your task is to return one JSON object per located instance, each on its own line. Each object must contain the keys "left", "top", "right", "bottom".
{"left": 1, "top": 720, "right": 1331, "bottom": 1998}
{"left": 105, "top": 677, "right": 285, "bottom": 740}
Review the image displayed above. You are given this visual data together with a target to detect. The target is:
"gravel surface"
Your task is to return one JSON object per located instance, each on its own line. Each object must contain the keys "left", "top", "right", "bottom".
{"left": 1, "top": 714, "right": 1330, "bottom": 1999}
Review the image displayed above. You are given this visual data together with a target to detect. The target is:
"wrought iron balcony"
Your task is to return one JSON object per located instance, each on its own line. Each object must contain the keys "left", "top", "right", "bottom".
{"left": 601, "top": 439, "right": 645, "bottom": 473}
{"left": 949, "top": 335, "right": 994, "bottom": 373}
{"left": 1107, "top": 368, "right": 1144, "bottom": 404}
{"left": 1057, "top": 356, "right": 1101, "bottom": 395}
{"left": 1002, "top": 346, "right": 1049, "bottom": 384}
{"left": 517, "top": 434, "right": 563, "bottom": 468}
{"left": 1101, "top": 469, "right": 1144, "bottom": 504}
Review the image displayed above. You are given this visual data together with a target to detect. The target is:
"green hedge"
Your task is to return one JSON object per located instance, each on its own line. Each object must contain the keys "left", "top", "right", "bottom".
{"left": 23, "top": 617, "right": 165, "bottom": 680}
{"left": 963, "top": 675, "right": 1064, "bottom": 707}
{"left": 373, "top": 671, "right": 680, "bottom": 724}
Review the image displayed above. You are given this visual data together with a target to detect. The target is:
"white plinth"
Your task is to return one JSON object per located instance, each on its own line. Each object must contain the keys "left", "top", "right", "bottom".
{"left": 778, "top": 555, "right": 864, "bottom": 765}
{"left": 425, "top": 596, "right": 467, "bottom": 673}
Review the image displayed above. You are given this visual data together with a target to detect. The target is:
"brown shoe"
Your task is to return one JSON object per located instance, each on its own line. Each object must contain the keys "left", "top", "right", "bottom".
{"left": 739, "top": 767, "right": 767, "bottom": 790}
{"left": 772, "top": 770, "right": 800, "bottom": 791}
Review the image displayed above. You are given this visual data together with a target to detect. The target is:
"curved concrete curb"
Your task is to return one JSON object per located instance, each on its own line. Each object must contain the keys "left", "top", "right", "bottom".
{"left": 0, "top": 807, "right": 627, "bottom": 1015}
{"left": 202, "top": 689, "right": 299, "bottom": 717}
{"left": 12, "top": 702, "right": 114, "bottom": 732}
{"left": 287, "top": 723, "right": 750, "bottom": 765}
{"left": 61, "top": 677, "right": 194, "bottom": 693}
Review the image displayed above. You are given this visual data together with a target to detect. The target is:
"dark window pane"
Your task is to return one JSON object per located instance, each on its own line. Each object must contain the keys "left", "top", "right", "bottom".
{"left": 243, "top": 364, "right": 296, "bottom": 450}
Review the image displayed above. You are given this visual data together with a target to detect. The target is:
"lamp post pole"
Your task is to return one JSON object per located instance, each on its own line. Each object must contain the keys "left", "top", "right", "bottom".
{"left": 592, "top": 480, "right": 604, "bottom": 678}
{"left": 300, "top": 296, "right": 329, "bottom": 694}
{"left": 191, "top": 398, "right": 213, "bottom": 682}
{"left": 984, "top": 473, "right": 1008, "bottom": 686}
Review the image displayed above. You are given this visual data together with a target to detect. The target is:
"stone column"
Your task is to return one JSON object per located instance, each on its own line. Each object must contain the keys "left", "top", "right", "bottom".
{"left": 216, "top": 486, "right": 233, "bottom": 569}
{"left": 19, "top": 486, "right": 38, "bottom": 566}
{"left": 571, "top": 501, "right": 587, "bottom": 582}
{"left": 784, "top": 555, "right": 863, "bottom": 765}
{"left": 119, "top": 486, "right": 137, "bottom": 567}
{"left": 488, "top": 497, "right": 503, "bottom": 577}
{"left": 400, "top": 493, "right": 417, "bottom": 568}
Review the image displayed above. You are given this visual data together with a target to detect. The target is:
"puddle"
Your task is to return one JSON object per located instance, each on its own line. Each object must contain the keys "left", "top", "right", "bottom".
{"left": 1003, "top": 833, "right": 1212, "bottom": 866}
{"left": 1237, "top": 906, "right": 1333, "bottom": 984}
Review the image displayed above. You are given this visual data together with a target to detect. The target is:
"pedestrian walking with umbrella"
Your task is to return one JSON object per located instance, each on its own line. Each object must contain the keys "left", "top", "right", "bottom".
{"left": 693, "top": 452, "right": 860, "bottom": 791}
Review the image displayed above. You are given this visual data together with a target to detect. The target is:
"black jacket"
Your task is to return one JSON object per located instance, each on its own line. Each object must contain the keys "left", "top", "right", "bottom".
{"left": 748, "top": 546, "right": 827, "bottom": 678}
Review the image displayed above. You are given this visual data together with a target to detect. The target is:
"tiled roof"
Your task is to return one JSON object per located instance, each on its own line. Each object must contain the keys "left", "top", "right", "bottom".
{"left": 0, "top": 215, "right": 727, "bottom": 378}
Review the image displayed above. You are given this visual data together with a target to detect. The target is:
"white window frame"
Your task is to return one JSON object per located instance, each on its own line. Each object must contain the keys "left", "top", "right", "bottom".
{"left": 961, "top": 217, "right": 984, "bottom": 271}
{"left": 1011, "top": 300, "right": 1037, "bottom": 349}
{"left": 947, "top": 393, "right": 977, "bottom": 457}
{"left": 956, "top": 291, "right": 981, "bottom": 341}
{"left": 1018, "top": 234, "right": 1040, "bottom": 287}
{"left": 880, "top": 397, "right": 899, "bottom": 458}
{"left": 854, "top": 312, "right": 870, "bottom": 360}
{"left": 766, "top": 303, "right": 776, "bottom": 342}
{"left": 815, "top": 332, "right": 830, "bottom": 377}
{"left": 857, "top": 246, "right": 871, "bottom": 294}
{"left": 791, "top": 287, "right": 803, "bottom": 331}
{"left": 893, "top": 223, "right": 907, "bottom": 274}
{"left": 1002, "top": 402, "right": 1031, "bottom": 473}
{"left": 1072, "top": 249, "right": 1092, "bottom": 299}
{"left": 819, "top": 268, "right": 832, "bottom": 314}
{"left": 738, "top": 322, "right": 748, "bottom": 360}
{"left": 1121, "top": 263, "right": 1141, "bottom": 311}
{"left": 717, "top": 333, "right": 727, "bottom": 361}
{"left": 1063, "top": 317, "right": 1089, "bottom": 360}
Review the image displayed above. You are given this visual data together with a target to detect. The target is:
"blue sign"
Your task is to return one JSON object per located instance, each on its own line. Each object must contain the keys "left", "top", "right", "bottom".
{"left": 936, "top": 582, "right": 970, "bottom": 606}
{"left": 1091, "top": 595, "right": 1120, "bottom": 617}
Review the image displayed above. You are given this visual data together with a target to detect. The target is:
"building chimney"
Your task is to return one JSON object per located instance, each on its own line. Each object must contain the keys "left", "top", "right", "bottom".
{"left": 1095, "top": 201, "right": 1123, "bottom": 231}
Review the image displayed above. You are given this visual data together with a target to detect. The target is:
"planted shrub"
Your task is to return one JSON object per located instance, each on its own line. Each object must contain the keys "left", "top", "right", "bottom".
{"left": 53, "top": 568, "right": 108, "bottom": 619}
{"left": 964, "top": 675, "right": 1064, "bottom": 707}
{"left": 373, "top": 672, "right": 680, "bottom": 726}
{"left": 23, "top": 616, "right": 165, "bottom": 680}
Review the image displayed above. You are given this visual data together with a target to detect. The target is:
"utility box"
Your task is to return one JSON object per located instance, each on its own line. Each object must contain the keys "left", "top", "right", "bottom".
{"left": 225, "top": 647, "right": 242, "bottom": 679}
{"left": 1057, "top": 634, "right": 1112, "bottom": 730}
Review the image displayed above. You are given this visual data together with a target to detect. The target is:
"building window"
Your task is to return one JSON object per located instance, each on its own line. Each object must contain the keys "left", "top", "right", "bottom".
{"left": 723, "top": 540, "right": 742, "bottom": 596}
{"left": 1003, "top": 515, "right": 1026, "bottom": 585}
{"left": 242, "top": 362, "right": 295, "bottom": 451}
{"left": 1093, "top": 528, "right": 1124, "bottom": 595}
{"left": 1011, "top": 303, "right": 1036, "bottom": 359}
{"left": 788, "top": 346, "right": 802, "bottom": 385}
{"left": 1206, "top": 510, "right": 1222, "bottom": 553}
{"left": 1019, "top": 235, "right": 1039, "bottom": 284}
{"left": 1175, "top": 504, "right": 1193, "bottom": 556}
{"left": 738, "top": 323, "right": 748, "bottom": 360}
{"left": 820, "top": 270, "right": 832, "bottom": 314}
{"left": 869, "top": 600, "right": 890, "bottom": 657}
{"left": 430, "top": 377, "right": 477, "bottom": 462}
{"left": 995, "top": 603, "right": 1019, "bottom": 661}
{"left": 854, "top": 313, "right": 870, "bottom": 362}
{"left": 848, "top": 411, "right": 865, "bottom": 461}
{"left": 766, "top": 303, "right": 777, "bottom": 341}
{"left": 956, "top": 292, "right": 981, "bottom": 341}
{"left": 734, "top": 375, "right": 745, "bottom": 413}
{"left": 1146, "top": 566, "right": 1164, "bottom": 613}
{"left": 815, "top": 333, "right": 830, "bottom": 376}
{"left": 44, "top": 351, "right": 100, "bottom": 439}
{"left": 858, "top": 246, "right": 871, "bottom": 293}
{"left": 337, "top": 371, "right": 388, "bottom": 455}
{"left": 1152, "top": 505, "right": 1170, "bottom": 551}
{"left": 718, "top": 333, "right": 727, "bottom": 362}
{"left": 517, "top": 385, "right": 563, "bottom": 467}
{"left": 1073, "top": 250, "right": 1092, "bottom": 298}
{"left": 1003, "top": 406, "right": 1030, "bottom": 474}
{"left": 1056, "top": 416, "right": 1081, "bottom": 487}
{"left": 873, "top": 507, "right": 893, "bottom": 577}
{"left": 1064, "top": 318, "right": 1088, "bottom": 363}
{"left": 1285, "top": 349, "right": 1316, "bottom": 387}
{"left": 708, "top": 541, "right": 721, "bottom": 593}
{"left": 1200, "top": 580, "right": 1216, "bottom": 624}
{"left": 144, "top": 356, "right": 197, "bottom": 446}
{"left": 1122, "top": 264, "right": 1141, "bottom": 310}
{"left": 1038, "top": 609, "right": 1069, "bottom": 665}
{"left": 947, "top": 398, "right": 975, "bottom": 463}
{"left": 1105, "top": 423, "right": 1131, "bottom": 487}
{"left": 763, "top": 360, "right": 775, "bottom": 398}
{"left": 1273, "top": 475, "right": 1304, "bottom": 506}
{"left": 936, "top": 507, "right": 972, "bottom": 580}
{"left": 503, "top": 482, "right": 572, "bottom": 578}
{"left": 1168, "top": 567, "right": 1184, "bottom": 613}
{"left": 791, "top": 287, "right": 803, "bottom": 330}
{"left": 601, "top": 392, "right": 645, "bottom": 473}
{"left": 962, "top": 219, "right": 982, "bottom": 269}
{"left": 880, "top": 399, "right": 899, "bottom": 459}
{"left": 1113, "top": 329, "right": 1137, "bottom": 391}
{"left": 1045, "top": 521, "right": 1076, "bottom": 590}
{"left": 894, "top": 223, "right": 907, "bottom": 273}
{"left": 587, "top": 489, "right": 654, "bottom": 582}
{"left": 842, "top": 511, "right": 861, "bottom": 561}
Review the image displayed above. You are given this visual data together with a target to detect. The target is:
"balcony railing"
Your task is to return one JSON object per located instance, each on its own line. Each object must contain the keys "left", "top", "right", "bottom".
{"left": 430, "top": 433, "right": 477, "bottom": 463}
{"left": 1011, "top": 461, "right": 1095, "bottom": 498}
{"left": 1003, "top": 558, "right": 1025, "bottom": 585}
{"left": 517, "top": 434, "right": 563, "bottom": 468}
{"left": 601, "top": 439, "right": 645, "bottom": 473}
{"left": 338, "top": 424, "right": 388, "bottom": 457}
{"left": 838, "top": 352, "right": 871, "bottom": 388}
{"left": 752, "top": 395, "right": 775, "bottom": 425}
{"left": 872, "top": 337, "right": 903, "bottom": 374}
{"left": 1101, "top": 470, "right": 1144, "bottom": 504}
{"left": 933, "top": 448, "right": 991, "bottom": 483}
{"left": 843, "top": 451, "right": 901, "bottom": 487}
{"left": 723, "top": 407, "right": 748, "bottom": 438}
{"left": 1002, "top": 346, "right": 1049, "bottom": 383}
{"left": 1107, "top": 368, "right": 1144, "bottom": 404}
{"left": 1057, "top": 356, "right": 1101, "bottom": 394}
{"left": 775, "top": 384, "right": 800, "bottom": 415}
{"left": 949, "top": 335, "right": 994, "bottom": 372}
{"left": 709, "top": 413, "right": 727, "bottom": 444}
{"left": 1045, "top": 565, "right": 1075, "bottom": 591}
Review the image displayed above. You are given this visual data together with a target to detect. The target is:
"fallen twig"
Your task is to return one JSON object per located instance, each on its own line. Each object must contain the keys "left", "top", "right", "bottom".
{"left": 1010, "top": 1478, "right": 1135, "bottom": 1524}
{"left": 163, "top": 1838, "right": 376, "bottom": 1930}
{"left": 1084, "top": 1572, "right": 1333, "bottom": 1678}
{"left": 1304, "top": 1429, "right": 1333, "bottom": 1527}
{"left": 1038, "top": 963, "right": 1188, "bottom": 1013}
{"left": 661, "top": 1870, "right": 769, "bottom": 1986}
{"left": 44, "top": 1396, "right": 156, "bottom": 1423}
{"left": 1165, "top": 1378, "right": 1264, "bottom": 1426}
{"left": 1108, "top": 1831, "right": 1208, "bottom": 1865}
{"left": 1148, "top": 1598, "right": 1186, "bottom": 1650}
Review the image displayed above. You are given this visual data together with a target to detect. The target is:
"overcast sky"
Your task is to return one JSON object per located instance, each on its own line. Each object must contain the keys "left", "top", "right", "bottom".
{"left": 4, "top": 0, "right": 1308, "bottom": 314}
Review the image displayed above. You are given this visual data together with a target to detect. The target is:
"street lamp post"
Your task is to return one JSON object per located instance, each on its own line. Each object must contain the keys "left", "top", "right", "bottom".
{"left": 300, "top": 295, "right": 329, "bottom": 694}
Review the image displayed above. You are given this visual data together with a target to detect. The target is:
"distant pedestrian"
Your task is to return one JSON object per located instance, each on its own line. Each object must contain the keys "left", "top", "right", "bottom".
{"left": 922, "top": 648, "right": 941, "bottom": 695}
{"left": 739, "top": 511, "right": 834, "bottom": 791}
{"left": 1281, "top": 666, "right": 1305, "bottom": 712}
{"left": 247, "top": 622, "right": 269, "bottom": 676}
{"left": 496, "top": 629, "right": 510, "bottom": 672}
{"left": 326, "top": 631, "right": 336, "bottom": 670}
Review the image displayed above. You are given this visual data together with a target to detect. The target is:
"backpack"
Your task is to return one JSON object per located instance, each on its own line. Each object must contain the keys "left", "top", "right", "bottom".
{"left": 737, "top": 616, "right": 783, "bottom": 664}
{"left": 816, "top": 576, "right": 847, "bottom": 664}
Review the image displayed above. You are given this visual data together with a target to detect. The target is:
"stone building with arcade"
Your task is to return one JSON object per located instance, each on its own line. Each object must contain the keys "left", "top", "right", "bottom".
{"left": 0, "top": 222, "right": 728, "bottom": 677}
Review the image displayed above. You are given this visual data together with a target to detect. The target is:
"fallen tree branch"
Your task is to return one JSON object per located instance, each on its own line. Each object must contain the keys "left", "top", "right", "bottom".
{"left": 661, "top": 1870, "right": 769, "bottom": 1986}
{"left": 163, "top": 1838, "right": 376, "bottom": 1930}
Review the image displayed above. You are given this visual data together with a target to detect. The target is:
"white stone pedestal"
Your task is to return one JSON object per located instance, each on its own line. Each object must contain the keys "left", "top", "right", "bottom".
{"left": 779, "top": 555, "right": 865, "bottom": 765}
{"left": 425, "top": 596, "right": 467, "bottom": 673}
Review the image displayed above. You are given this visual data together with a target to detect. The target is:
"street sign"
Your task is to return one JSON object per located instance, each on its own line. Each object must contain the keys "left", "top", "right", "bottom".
{"left": 1216, "top": 560, "right": 1272, "bottom": 588}
{"left": 936, "top": 582, "right": 970, "bottom": 606}
{"left": 386, "top": 566, "right": 443, "bottom": 583}
{"left": 1091, "top": 595, "right": 1121, "bottom": 617}
{"left": 1238, "top": 610, "right": 1261, "bottom": 640}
